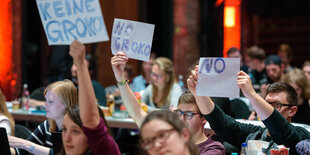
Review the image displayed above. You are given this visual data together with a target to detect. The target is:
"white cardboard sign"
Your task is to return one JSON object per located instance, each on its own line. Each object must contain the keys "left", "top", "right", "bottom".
{"left": 111, "top": 18, "right": 155, "bottom": 61}
{"left": 36, "top": 0, "right": 109, "bottom": 45}
{"left": 196, "top": 57, "right": 240, "bottom": 97}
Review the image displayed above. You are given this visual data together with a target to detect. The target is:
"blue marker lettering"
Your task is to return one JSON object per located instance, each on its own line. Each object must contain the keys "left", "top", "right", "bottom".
{"left": 84, "top": 17, "right": 96, "bottom": 36}
{"left": 121, "top": 39, "right": 129, "bottom": 52}
{"left": 75, "top": 18, "right": 87, "bottom": 37}
{"left": 92, "top": 16, "right": 103, "bottom": 33}
{"left": 85, "top": 0, "right": 95, "bottom": 12}
{"left": 124, "top": 24, "right": 133, "bottom": 37}
{"left": 73, "top": 0, "right": 84, "bottom": 15}
{"left": 131, "top": 41, "right": 138, "bottom": 53}
{"left": 137, "top": 43, "right": 145, "bottom": 55}
{"left": 114, "top": 22, "right": 124, "bottom": 35}
{"left": 53, "top": 1, "right": 65, "bottom": 18}
{"left": 114, "top": 37, "right": 121, "bottom": 51}
{"left": 144, "top": 45, "right": 151, "bottom": 56}
{"left": 62, "top": 20, "right": 77, "bottom": 40}
{"left": 64, "top": 0, "right": 72, "bottom": 16}
{"left": 214, "top": 58, "right": 225, "bottom": 73}
{"left": 39, "top": 2, "right": 52, "bottom": 21}
{"left": 46, "top": 20, "right": 64, "bottom": 42}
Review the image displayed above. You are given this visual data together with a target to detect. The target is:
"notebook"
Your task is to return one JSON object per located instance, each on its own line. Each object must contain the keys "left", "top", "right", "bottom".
{"left": 0, "top": 127, "right": 11, "bottom": 155}
{"left": 51, "top": 131, "right": 63, "bottom": 155}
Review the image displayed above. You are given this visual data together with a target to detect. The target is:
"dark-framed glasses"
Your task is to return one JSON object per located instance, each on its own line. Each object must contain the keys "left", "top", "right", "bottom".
{"left": 173, "top": 109, "right": 201, "bottom": 120}
{"left": 268, "top": 102, "right": 294, "bottom": 110}
{"left": 141, "top": 128, "right": 175, "bottom": 150}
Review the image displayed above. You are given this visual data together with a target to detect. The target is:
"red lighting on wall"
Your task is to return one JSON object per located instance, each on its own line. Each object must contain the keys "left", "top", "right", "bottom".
{"left": 223, "top": 0, "right": 241, "bottom": 57}
{"left": 0, "top": 0, "right": 13, "bottom": 99}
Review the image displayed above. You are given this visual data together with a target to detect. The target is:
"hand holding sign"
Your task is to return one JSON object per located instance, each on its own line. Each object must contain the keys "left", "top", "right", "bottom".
{"left": 111, "top": 52, "right": 129, "bottom": 82}
{"left": 196, "top": 57, "right": 240, "bottom": 97}
{"left": 237, "top": 71, "right": 256, "bottom": 99}
{"left": 36, "top": 0, "right": 109, "bottom": 45}
{"left": 111, "top": 18, "right": 155, "bottom": 61}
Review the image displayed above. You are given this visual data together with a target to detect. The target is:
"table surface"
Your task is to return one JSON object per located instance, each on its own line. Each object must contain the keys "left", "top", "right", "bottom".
{"left": 7, "top": 102, "right": 310, "bottom": 131}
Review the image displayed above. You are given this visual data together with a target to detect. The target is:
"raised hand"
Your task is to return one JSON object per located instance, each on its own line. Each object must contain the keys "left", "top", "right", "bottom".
{"left": 69, "top": 40, "right": 87, "bottom": 68}
{"left": 111, "top": 52, "right": 129, "bottom": 82}
{"left": 187, "top": 65, "right": 199, "bottom": 95}
{"left": 237, "top": 71, "right": 256, "bottom": 99}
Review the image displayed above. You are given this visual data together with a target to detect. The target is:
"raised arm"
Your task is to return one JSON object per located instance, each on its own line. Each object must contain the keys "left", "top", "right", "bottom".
{"left": 187, "top": 65, "right": 215, "bottom": 114}
{"left": 237, "top": 71, "right": 273, "bottom": 120}
{"left": 111, "top": 52, "right": 147, "bottom": 127}
{"left": 69, "top": 40, "right": 99, "bottom": 128}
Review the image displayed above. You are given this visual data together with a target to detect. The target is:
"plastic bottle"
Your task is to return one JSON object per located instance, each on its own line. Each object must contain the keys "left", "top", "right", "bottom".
{"left": 22, "top": 84, "right": 30, "bottom": 111}
{"left": 240, "top": 143, "right": 247, "bottom": 155}
{"left": 231, "top": 153, "right": 238, "bottom": 155}
{"left": 178, "top": 75, "right": 185, "bottom": 92}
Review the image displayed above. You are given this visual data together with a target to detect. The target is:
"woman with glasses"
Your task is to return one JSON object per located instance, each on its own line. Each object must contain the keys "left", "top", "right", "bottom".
{"left": 283, "top": 68, "right": 310, "bottom": 125}
{"left": 141, "top": 56, "right": 183, "bottom": 111}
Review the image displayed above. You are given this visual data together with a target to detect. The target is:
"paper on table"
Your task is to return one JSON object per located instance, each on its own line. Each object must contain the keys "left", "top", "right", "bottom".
{"left": 196, "top": 57, "right": 240, "bottom": 97}
{"left": 111, "top": 18, "right": 155, "bottom": 62}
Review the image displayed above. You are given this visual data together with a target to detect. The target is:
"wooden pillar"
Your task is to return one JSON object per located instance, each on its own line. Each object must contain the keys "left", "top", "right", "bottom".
{"left": 173, "top": 0, "right": 200, "bottom": 82}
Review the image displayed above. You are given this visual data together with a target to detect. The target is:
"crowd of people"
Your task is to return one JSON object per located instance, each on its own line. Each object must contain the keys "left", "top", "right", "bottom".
{"left": 1, "top": 42, "right": 310, "bottom": 155}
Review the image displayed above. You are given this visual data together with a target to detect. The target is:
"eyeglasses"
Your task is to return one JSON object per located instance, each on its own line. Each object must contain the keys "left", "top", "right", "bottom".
{"left": 151, "top": 72, "right": 164, "bottom": 79}
{"left": 173, "top": 109, "right": 201, "bottom": 120}
{"left": 141, "top": 128, "right": 175, "bottom": 150}
{"left": 268, "top": 102, "right": 295, "bottom": 110}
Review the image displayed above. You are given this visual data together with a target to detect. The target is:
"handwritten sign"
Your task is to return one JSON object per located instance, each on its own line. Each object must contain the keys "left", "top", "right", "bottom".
{"left": 36, "top": 0, "right": 109, "bottom": 45}
{"left": 111, "top": 18, "right": 155, "bottom": 61}
{"left": 196, "top": 57, "right": 240, "bottom": 97}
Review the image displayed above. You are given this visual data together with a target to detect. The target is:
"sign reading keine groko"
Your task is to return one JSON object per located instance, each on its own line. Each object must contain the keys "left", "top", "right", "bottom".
{"left": 36, "top": 0, "right": 109, "bottom": 45}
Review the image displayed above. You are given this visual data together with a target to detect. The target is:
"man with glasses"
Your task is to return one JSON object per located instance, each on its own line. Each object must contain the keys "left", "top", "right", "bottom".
{"left": 174, "top": 91, "right": 225, "bottom": 154}
{"left": 187, "top": 68, "right": 310, "bottom": 154}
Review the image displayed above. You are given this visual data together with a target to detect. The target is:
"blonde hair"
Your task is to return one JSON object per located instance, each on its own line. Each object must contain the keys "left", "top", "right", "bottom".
{"left": 44, "top": 80, "right": 78, "bottom": 132}
{"left": 283, "top": 68, "right": 310, "bottom": 101}
{"left": 0, "top": 89, "right": 15, "bottom": 135}
{"left": 152, "top": 57, "right": 176, "bottom": 108}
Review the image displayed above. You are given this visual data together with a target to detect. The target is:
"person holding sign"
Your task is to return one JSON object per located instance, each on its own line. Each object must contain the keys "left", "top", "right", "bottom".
{"left": 111, "top": 52, "right": 225, "bottom": 154}
{"left": 187, "top": 66, "right": 310, "bottom": 154}
{"left": 141, "top": 57, "right": 183, "bottom": 111}
{"left": 67, "top": 40, "right": 120, "bottom": 154}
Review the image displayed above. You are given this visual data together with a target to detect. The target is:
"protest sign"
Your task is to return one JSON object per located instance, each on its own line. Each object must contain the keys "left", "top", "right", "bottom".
{"left": 196, "top": 57, "right": 240, "bottom": 97}
{"left": 111, "top": 18, "right": 155, "bottom": 61}
{"left": 36, "top": 0, "right": 109, "bottom": 45}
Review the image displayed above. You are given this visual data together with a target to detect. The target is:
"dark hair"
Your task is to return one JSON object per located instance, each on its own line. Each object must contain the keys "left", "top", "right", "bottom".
{"left": 85, "top": 54, "right": 96, "bottom": 71}
{"left": 246, "top": 46, "right": 265, "bottom": 61}
{"left": 266, "top": 83, "right": 298, "bottom": 106}
{"left": 60, "top": 106, "right": 111, "bottom": 155}
{"left": 265, "top": 55, "right": 282, "bottom": 66}
{"left": 227, "top": 47, "right": 240, "bottom": 56}
{"left": 140, "top": 110, "right": 199, "bottom": 155}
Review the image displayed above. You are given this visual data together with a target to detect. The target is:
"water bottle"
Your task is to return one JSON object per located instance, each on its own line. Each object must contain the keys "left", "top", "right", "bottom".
{"left": 22, "top": 84, "right": 30, "bottom": 111}
{"left": 240, "top": 143, "right": 247, "bottom": 155}
{"left": 178, "top": 75, "right": 185, "bottom": 92}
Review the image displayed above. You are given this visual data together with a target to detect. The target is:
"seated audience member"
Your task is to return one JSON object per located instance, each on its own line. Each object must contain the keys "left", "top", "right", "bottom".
{"left": 0, "top": 89, "right": 15, "bottom": 135}
{"left": 302, "top": 61, "right": 310, "bottom": 82}
{"left": 187, "top": 66, "right": 310, "bottom": 154}
{"left": 68, "top": 40, "right": 120, "bottom": 154}
{"left": 133, "top": 53, "right": 156, "bottom": 92}
{"left": 260, "top": 55, "right": 285, "bottom": 97}
{"left": 227, "top": 47, "right": 249, "bottom": 73}
{"left": 296, "top": 139, "right": 310, "bottom": 155}
{"left": 283, "top": 68, "right": 310, "bottom": 125}
{"left": 277, "top": 44, "right": 294, "bottom": 73}
{"left": 246, "top": 46, "right": 268, "bottom": 93}
{"left": 141, "top": 56, "right": 182, "bottom": 111}
{"left": 9, "top": 80, "right": 78, "bottom": 155}
{"left": 111, "top": 52, "right": 225, "bottom": 154}
{"left": 71, "top": 54, "right": 107, "bottom": 106}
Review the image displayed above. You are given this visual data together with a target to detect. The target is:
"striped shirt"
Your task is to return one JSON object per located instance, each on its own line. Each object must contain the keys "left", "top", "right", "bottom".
{"left": 15, "top": 120, "right": 61, "bottom": 155}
